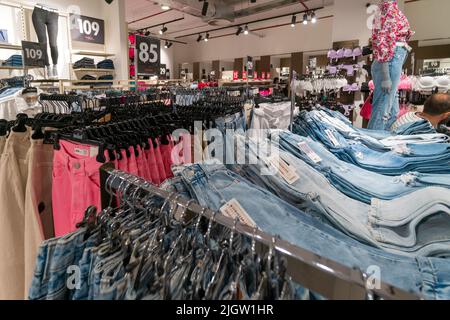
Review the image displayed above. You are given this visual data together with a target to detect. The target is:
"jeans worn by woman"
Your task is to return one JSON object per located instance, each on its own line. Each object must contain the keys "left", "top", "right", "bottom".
{"left": 369, "top": 46, "right": 408, "bottom": 130}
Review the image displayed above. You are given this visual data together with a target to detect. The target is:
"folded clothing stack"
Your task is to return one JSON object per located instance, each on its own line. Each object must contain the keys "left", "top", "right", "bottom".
{"left": 97, "top": 59, "right": 115, "bottom": 70}
{"left": 73, "top": 57, "right": 95, "bottom": 69}
{"left": 3, "top": 55, "right": 23, "bottom": 67}
{"left": 97, "top": 75, "right": 114, "bottom": 86}
{"left": 75, "top": 74, "right": 96, "bottom": 85}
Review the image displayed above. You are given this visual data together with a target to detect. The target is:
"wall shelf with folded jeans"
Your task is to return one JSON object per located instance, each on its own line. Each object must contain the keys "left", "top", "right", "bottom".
{"left": 73, "top": 68, "right": 115, "bottom": 73}
{"left": 0, "top": 43, "right": 22, "bottom": 50}
{"left": 71, "top": 50, "right": 115, "bottom": 58}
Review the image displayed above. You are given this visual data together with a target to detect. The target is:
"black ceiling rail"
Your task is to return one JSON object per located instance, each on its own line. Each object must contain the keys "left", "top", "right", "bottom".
{"left": 128, "top": 9, "right": 174, "bottom": 25}
{"left": 175, "top": 6, "right": 324, "bottom": 39}
{"left": 137, "top": 17, "right": 185, "bottom": 32}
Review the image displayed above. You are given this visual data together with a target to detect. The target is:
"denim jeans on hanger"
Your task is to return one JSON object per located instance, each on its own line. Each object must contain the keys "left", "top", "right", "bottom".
{"left": 368, "top": 47, "right": 408, "bottom": 130}
{"left": 177, "top": 163, "right": 450, "bottom": 300}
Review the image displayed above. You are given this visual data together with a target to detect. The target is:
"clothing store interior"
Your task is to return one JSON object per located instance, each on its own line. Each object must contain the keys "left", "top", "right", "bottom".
{"left": 0, "top": 0, "right": 449, "bottom": 302}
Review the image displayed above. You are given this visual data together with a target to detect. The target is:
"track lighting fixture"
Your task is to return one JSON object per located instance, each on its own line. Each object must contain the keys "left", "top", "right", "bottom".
{"left": 159, "top": 25, "right": 168, "bottom": 34}
{"left": 202, "top": 1, "right": 209, "bottom": 16}
{"left": 145, "top": 30, "right": 151, "bottom": 36}
{"left": 167, "top": 42, "right": 173, "bottom": 48}
{"left": 236, "top": 26, "right": 243, "bottom": 36}
{"left": 244, "top": 25, "right": 249, "bottom": 35}
{"left": 204, "top": 33, "right": 209, "bottom": 42}
{"left": 164, "top": 41, "right": 169, "bottom": 48}
{"left": 311, "top": 11, "right": 317, "bottom": 23}
{"left": 291, "top": 15, "right": 296, "bottom": 27}
{"left": 197, "top": 34, "right": 203, "bottom": 42}
{"left": 303, "top": 13, "right": 308, "bottom": 25}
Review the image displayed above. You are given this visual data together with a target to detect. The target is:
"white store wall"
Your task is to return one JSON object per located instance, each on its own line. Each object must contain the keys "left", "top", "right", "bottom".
{"left": 405, "top": 0, "right": 450, "bottom": 46}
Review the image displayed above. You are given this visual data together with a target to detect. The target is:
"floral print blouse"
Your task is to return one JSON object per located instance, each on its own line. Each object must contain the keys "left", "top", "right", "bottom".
{"left": 372, "top": 1, "right": 414, "bottom": 63}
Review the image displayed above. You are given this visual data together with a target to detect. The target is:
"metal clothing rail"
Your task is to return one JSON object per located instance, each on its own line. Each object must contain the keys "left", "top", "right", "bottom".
{"left": 99, "top": 163, "right": 422, "bottom": 301}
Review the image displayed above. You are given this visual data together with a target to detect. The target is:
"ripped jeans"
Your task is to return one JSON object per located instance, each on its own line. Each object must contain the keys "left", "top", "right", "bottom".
{"left": 368, "top": 46, "right": 408, "bottom": 131}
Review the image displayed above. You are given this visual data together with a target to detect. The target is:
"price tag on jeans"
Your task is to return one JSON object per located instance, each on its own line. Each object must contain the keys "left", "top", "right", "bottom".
{"left": 298, "top": 141, "right": 322, "bottom": 163}
{"left": 22, "top": 41, "right": 45, "bottom": 68}
{"left": 220, "top": 199, "right": 256, "bottom": 228}
{"left": 325, "top": 129, "right": 341, "bottom": 147}
{"left": 268, "top": 155, "right": 299, "bottom": 185}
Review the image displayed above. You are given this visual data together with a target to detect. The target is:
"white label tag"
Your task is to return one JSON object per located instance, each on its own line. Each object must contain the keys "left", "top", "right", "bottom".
{"left": 298, "top": 142, "right": 322, "bottom": 163}
{"left": 268, "top": 155, "right": 300, "bottom": 185}
{"left": 220, "top": 199, "right": 257, "bottom": 228}
{"left": 74, "top": 148, "right": 89, "bottom": 157}
{"left": 325, "top": 129, "right": 341, "bottom": 147}
{"left": 90, "top": 146, "right": 99, "bottom": 157}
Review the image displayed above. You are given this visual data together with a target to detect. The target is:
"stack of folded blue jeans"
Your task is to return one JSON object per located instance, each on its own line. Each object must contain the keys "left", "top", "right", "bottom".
{"left": 292, "top": 110, "right": 450, "bottom": 175}
{"left": 97, "top": 75, "right": 114, "bottom": 86}
{"left": 3, "top": 55, "right": 23, "bottom": 67}
{"left": 75, "top": 75, "right": 96, "bottom": 85}
{"left": 161, "top": 163, "right": 450, "bottom": 300}
{"left": 97, "top": 59, "right": 114, "bottom": 70}
{"left": 274, "top": 131, "right": 450, "bottom": 204}
{"left": 225, "top": 135, "right": 450, "bottom": 258}
{"left": 393, "top": 119, "right": 437, "bottom": 135}
{"left": 73, "top": 57, "right": 95, "bottom": 69}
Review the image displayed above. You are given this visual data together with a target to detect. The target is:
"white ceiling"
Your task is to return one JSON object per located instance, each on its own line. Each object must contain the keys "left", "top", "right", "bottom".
{"left": 126, "top": 0, "right": 334, "bottom": 43}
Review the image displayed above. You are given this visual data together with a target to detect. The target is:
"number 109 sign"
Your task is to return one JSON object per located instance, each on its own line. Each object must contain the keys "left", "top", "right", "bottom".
{"left": 135, "top": 35, "right": 161, "bottom": 76}
{"left": 22, "top": 41, "right": 45, "bottom": 68}
{"left": 70, "top": 14, "right": 105, "bottom": 44}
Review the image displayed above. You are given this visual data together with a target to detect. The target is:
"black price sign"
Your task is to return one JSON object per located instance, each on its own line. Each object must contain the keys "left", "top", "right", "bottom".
{"left": 247, "top": 56, "right": 254, "bottom": 79}
{"left": 159, "top": 63, "right": 167, "bottom": 80}
{"left": 70, "top": 14, "right": 105, "bottom": 44}
{"left": 22, "top": 41, "right": 45, "bottom": 68}
{"left": 136, "top": 35, "right": 160, "bottom": 75}
{"left": 427, "top": 61, "right": 440, "bottom": 68}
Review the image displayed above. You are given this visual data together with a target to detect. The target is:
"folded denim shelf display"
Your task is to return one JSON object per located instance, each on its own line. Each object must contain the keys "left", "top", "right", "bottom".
{"left": 292, "top": 108, "right": 450, "bottom": 175}
{"left": 2, "top": 54, "right": 23, "bottom": 67}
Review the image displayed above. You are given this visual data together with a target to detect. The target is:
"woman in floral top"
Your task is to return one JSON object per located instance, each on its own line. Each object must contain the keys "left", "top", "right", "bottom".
{"left": 368, "top": 0, "right": 415, "bottom": 131}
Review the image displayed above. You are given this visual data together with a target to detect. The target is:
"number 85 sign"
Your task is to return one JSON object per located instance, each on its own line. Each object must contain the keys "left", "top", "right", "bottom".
{"left": 136, "top": 35, "right": 160, "bottom": 76}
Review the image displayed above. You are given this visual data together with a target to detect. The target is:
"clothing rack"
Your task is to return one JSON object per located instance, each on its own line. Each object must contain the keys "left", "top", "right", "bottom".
{"left": 99, "top": 163, "right": 422, "bottom": 300}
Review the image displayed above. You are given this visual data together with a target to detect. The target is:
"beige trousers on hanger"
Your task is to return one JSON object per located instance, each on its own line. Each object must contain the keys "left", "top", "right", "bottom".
{"left": 0, "top": 136, "right": 6, "bottom": 155}
{"left": 0, "top": 130, "right": 31, "bottom": 299}
{"left": 24, "top": 139, "right": 54, "bottom": 298}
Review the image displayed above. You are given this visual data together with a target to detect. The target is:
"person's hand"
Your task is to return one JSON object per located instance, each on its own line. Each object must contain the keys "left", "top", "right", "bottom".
{"left": 381, "top": 79, "right": 392, "bottom": 93}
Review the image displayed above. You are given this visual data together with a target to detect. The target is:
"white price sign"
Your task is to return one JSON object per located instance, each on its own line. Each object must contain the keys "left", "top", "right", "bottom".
{"left": 70, "top": 14, "right": 105, "bottom": 44}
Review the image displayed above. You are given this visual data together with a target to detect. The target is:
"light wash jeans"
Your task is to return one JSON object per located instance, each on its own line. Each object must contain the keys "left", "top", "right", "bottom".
{"left": 177, "top": 163, "right": 450, "bottom": 300}
{"left": 275, "top": 131, "right": 450, "bottom": 203}
{"left": 228, "top": 136, "right": 450, "bottom": 257}
{"left": 368, "top": 46, "right": 408, "bottom": 130}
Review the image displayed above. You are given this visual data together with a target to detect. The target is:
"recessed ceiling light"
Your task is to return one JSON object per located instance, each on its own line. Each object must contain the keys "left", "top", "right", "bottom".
{"left": 161, "top": 5, "right": 170, "bottom": 11}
